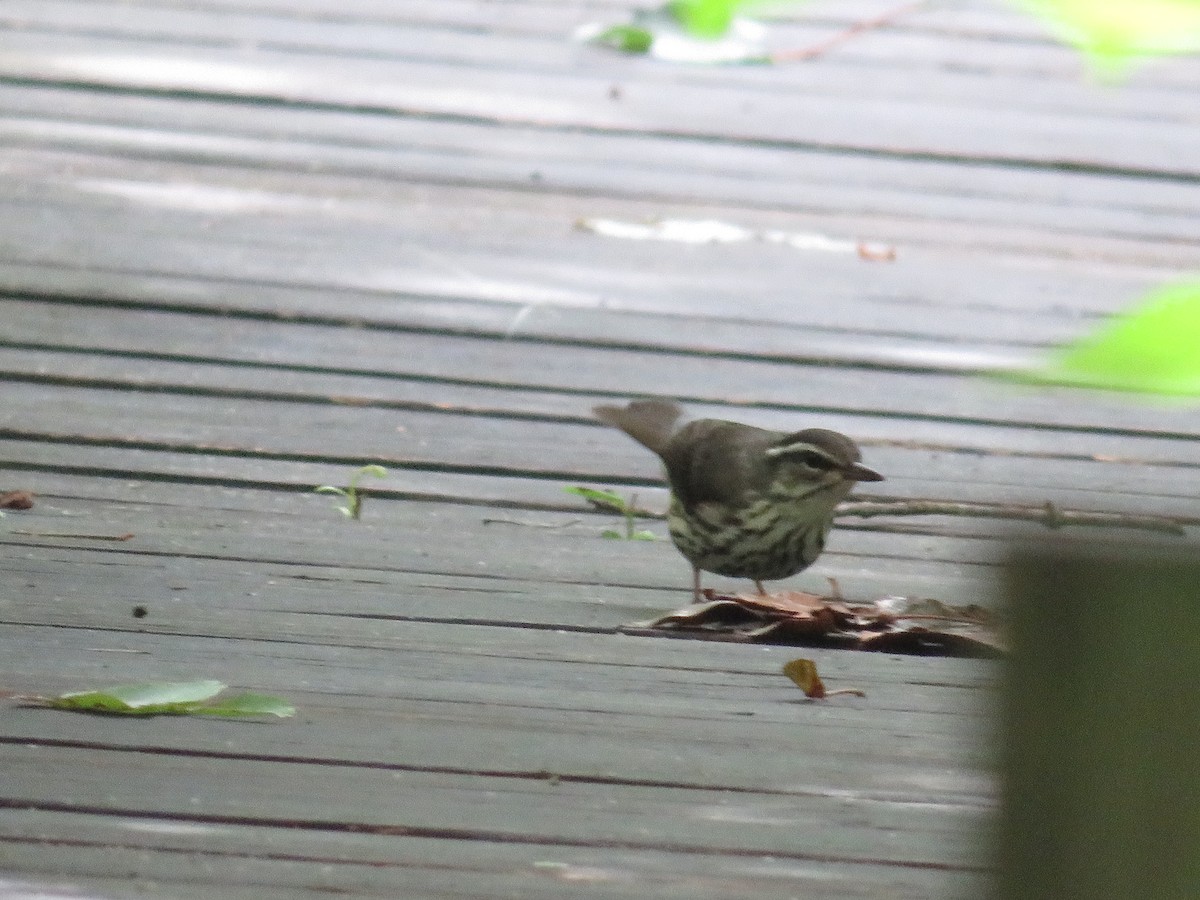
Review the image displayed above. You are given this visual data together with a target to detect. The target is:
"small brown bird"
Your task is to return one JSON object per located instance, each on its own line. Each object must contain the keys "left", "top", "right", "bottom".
{"left": 594, "top": 399, "right": 883, "bottom": 600}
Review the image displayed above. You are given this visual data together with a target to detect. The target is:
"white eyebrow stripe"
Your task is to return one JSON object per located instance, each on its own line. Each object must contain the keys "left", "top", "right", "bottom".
{"left": 764, "top": 442, "right": 835, "bottom": 461}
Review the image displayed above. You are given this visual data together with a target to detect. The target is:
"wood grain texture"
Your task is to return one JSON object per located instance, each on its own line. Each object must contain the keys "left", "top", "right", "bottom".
{"left": 0, "top": 0, "right": 1195, "bottom": 895}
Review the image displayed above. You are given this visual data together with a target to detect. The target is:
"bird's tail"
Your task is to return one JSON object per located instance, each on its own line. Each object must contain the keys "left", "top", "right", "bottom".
{"left": 593, "top": 399, "right": 684, "bottom": 456}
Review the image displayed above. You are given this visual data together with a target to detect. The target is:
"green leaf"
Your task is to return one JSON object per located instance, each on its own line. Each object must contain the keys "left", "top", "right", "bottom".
{"left": 590, "top": 24, "right": 655, "bottom": 53}
{"left": 601, "top": 529, "right": 623, "bottom": 539}
{"left": 667, "top": 0, "right": 783, "bottom": 38}
{"left": 1021, "top": 281, "right": 1200, "bottom": 396}
{"left": 1015, "top": 0, "right": 1200, "bottom": 72}
{"left": 314, "top": 485, "right": 347, "bottom": 496}
{"left": 357, "top": 465, "right": 388, "bottom": 479}
{"left": 632, "top": 530, "right": 658, "bottom": 541}
{"left": 189, "top": 693, "right": 296, "bottom": 718}
{"left": 668, "top": 0, "right": 745, "bottom": 37}
{"left": 39, "top": 680, "right": 294, "bottom": 718}
{"left": 50, "top": 680, "right": 226, "bottom": 714}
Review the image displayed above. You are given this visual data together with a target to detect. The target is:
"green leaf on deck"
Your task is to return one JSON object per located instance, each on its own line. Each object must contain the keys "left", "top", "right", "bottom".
{"left": 1015, "top": 0, "right": 1200, "bottom": 72}
{"left": 52, "top": 679, "right": 225, "bottom": 712}
{"left": 188, "top": 693, "right": 297, "bottom": 718}
{"left": 668, "top": 0, "right": 746, "bottom": 37}
{"left": 34, "top": 680, "right": 294, "bottom": 718}
{"left": 591, "top": 24, "right": 656, "bottom": 53}
{"left": 577, "top": 2, "right": 772, "bottom": 63}
{"left": 1019, "top": 281, "right": 1200, "bottom": 396}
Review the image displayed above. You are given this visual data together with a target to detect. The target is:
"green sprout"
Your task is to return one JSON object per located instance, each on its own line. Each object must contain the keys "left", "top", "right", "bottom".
{"left": 565, "top": 486, "right": 657, "bottom": 540}
{"left": 315, "top": 464, "right": 388, "bottom": 519}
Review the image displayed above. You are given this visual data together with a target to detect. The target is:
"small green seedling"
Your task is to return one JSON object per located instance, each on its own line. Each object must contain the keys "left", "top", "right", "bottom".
{"left": 19, "top": 680, "right": 295, "bottom": 718}
{"left": 565, "top": 486, "right": 657, "bottom": 540}
{"left": 315, "top": 464, "right": 388, "bottom": 519}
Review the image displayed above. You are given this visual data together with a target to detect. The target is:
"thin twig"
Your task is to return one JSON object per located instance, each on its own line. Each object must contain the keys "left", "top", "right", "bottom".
{"left": 11, "top": 530, "right": 136, "bottom": 541}
{"left": 770, "top": 0, "right": 930, "bottom": 63}
{"left": 835, "top": 499, "right": 1186, "bottom": 536}
{"left": 482, "top": 517, "right": 583, "bottom": 529}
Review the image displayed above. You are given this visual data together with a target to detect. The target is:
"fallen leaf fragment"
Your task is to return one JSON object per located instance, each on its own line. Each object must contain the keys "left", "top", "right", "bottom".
{"left": 0, "top": 490, "right": 34, "bottom": 510}
{"left": 17, "top": 680, "right": 295, "bottom": 718}
{"left": 782, "top": 658, "right": 866, "bottom": 699}
{"left": 41, "top": 679, "right": 224, "bottom": 714}
{"left": 783, "top": 658, "right": 825, "bottom": 697}
{"left": 857, "top": 241, "right": 898, "bottom": 261}
{"left": 620, "top": 591, "right": 1004, "bottom": 657}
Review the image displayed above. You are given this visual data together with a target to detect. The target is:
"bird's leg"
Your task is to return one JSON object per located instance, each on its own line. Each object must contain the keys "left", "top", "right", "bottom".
{"left": 754, "top": 580, "right": 767, "bottom": 596}
{"left": 692, "top": 567, "right": 703, "bottom": 603}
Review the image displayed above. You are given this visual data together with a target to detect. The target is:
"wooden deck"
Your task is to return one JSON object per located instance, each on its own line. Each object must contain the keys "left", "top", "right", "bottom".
{"left": 1, "top": 1, "right": 1198, "bottom": 896}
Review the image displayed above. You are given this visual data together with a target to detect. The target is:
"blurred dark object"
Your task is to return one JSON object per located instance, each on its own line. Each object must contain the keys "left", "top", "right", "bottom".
{"left": 1001, "top": 538, "right": 1200, "bottom": 900}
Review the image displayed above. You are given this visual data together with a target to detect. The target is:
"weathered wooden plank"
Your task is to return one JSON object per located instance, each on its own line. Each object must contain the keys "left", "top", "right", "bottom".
{"left": 0, "top": 618, "right": 996, "bottom": 813}
{"left": 3, "top": 375, "right": 1198, "bottom": 515}
{"left": 3, "top": 79, "right": 1198, "bottom": 262}
{"left": 0, "top": 2, "right": 1191, "bottom": 896}
{"left": 4, "top": 0, "right": 1196, "bottom": 121}
{"left": 1, "top": 484, "right": 1007, "bottom": 611}
{"left": 0, "top": 157, "right": 1178, "bottom": 336}
{"left": 0, "top": 623, "right": 995, "bottom": 761}
{"left": 0, "top": 0, "right": 1029, "bottom": 46}
{"left": 0, "top": 216, "right": 1153, "bottom": 361}
{"left": 6, "top": 299, "right": 1200, "bottom": 449}
{"left": 0, "top": 742, "right": 990, "bottom": 862}
{"left": 0, "top": 589, "right": 998, "bottom": 707}
{"left": 0, "top": 202, "right": 1156, "bottom": 355}
{"left": 2, "top": 457, "right": 1177, "bottom": 620}
{"left": 92, "top": 0, "right": 1184, "bottom": 79}
{"left": 4, "top": 391, "right": 1195, "bottom": 518}
{"left": 2, "top": 132, "right": 1197, "bottom": 300}
{"left": 2, "top": 126, "right": 1191, "bottom": 275}
{"left": 0, "top": 28, "right": 1196, "bottom": 178}
{"left": 2, "top": 392, "right": 1197, "bottom": 559}
{"left": 0, "top": 257, "right": 1143, "bottom": 380}
{"left": 0, "top": 807, "right": 989, "bottom": 900}
{"left": 0, "top": 615, "right": 995, "bottom": 893}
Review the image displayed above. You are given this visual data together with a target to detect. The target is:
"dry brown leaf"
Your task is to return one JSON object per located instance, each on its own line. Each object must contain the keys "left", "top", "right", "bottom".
{"left": 782, "top": 658, "right": 825, "bottom": 698}
{"left": 0, "top": 490, "right": 34, "bottom": 510}
{"left": 857, "top": 241, "right": 897, "bottom": 262}
{"left": 782, "top": 658, "right": 866, "bottom": 699}
{"left": 621, "top": 590, "right": 1004, "bottom": 657}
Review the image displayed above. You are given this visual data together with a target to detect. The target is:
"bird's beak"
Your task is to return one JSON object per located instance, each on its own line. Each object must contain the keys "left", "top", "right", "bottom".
{"left": 844, "top": 463, "right": 884, "bottom": 482}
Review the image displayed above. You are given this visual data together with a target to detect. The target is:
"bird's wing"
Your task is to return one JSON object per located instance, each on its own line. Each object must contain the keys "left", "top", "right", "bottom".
{"left": 664, "top": 420, "right": 773, "bottom": 508}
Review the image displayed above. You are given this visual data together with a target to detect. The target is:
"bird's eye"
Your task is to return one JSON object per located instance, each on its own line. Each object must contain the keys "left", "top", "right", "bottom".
{"left": 800, "top": 451, "right": 834, "bottom": 470}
